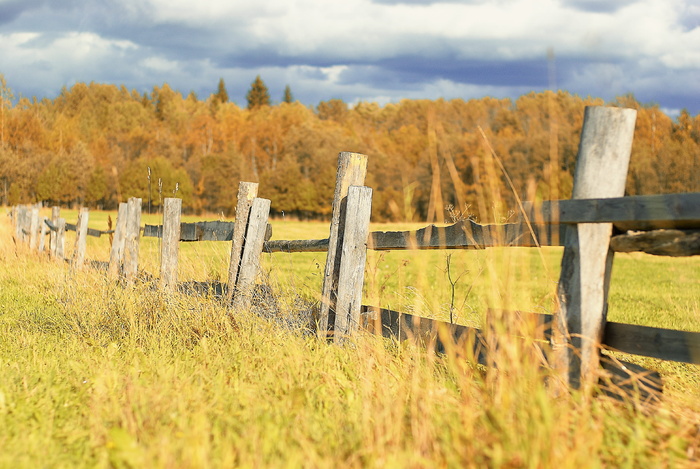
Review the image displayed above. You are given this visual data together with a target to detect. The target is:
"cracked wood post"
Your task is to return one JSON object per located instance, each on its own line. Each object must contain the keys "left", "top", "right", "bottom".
{"left": 49, "top": 206, "right": 60, "bottom": 256}
{"left": 319, "top": 152, "right": 368, "bottom": 336}
{"left": 554, "top": 106, "right": 637, "bottom": 391}
{"left": 71, "top": 207, "right": 89, "bottom": 269}
{"left": 108, "top": 203, "right": 129, "bottom": 278}
{"left": 226, "top": 182, "right": 258, "bottom": 302}
{"left": 333, "top": 186, "right": 373, "bottom": 341}
{"left": 123, "top": 197, "right": 142, "bottom": 283}
{"left": 231, "top": 197, "right": 271, "bottom": 311}
{"left": 160, "top": 197, "right": 182, "bottom": 291}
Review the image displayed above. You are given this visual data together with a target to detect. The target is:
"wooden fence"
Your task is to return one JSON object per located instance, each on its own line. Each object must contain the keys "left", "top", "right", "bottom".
{"left": 9, "top": 106, "right": 700, "bottom": 398}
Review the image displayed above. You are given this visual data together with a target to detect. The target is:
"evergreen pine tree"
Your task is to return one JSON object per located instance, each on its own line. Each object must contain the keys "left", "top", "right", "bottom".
{"left": 215, "top": 78, "right": 229, "bottom": 104}
{"left": 282, "top": 85, "right": 293, "bottom": 104}
{"left": 246, "top": 75, "right": 271, "bottom": 109}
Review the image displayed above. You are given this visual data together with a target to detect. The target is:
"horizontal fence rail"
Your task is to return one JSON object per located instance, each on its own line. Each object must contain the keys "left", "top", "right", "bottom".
{"left": 527, "top": 192, "right": 700, "bottom": 231}
{"left": 360, "top": 306, "right": 700, "bottom": 365}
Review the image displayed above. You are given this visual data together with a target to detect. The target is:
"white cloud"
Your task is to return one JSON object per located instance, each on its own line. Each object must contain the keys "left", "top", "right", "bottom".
{"left": 0, "top": 0, "right": 697, "bottom": 113}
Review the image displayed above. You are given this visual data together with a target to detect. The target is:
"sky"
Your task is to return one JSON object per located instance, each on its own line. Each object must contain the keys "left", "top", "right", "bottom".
{"left": 1, "top": 0, "right": 699, "bottom": 117}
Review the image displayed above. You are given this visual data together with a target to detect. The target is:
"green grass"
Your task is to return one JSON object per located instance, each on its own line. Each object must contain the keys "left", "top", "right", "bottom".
{"left": 1, "top": 210, "right": 699, "bottom": 467}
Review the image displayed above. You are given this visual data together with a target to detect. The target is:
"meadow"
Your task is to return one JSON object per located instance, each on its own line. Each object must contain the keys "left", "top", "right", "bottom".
{"left": 1, "top": 207, "right": 699, "bottom": 467}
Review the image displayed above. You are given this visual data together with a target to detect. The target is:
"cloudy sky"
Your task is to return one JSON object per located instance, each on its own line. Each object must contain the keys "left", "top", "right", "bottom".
{"left": 1, "top": 0, "right": 699, "bottom": 116}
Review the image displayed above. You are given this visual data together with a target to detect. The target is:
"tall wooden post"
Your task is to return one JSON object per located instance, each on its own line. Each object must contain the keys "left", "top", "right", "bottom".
{"left": 319, "top": 152, "right": 368, "bottom": 335}
{"left": 231, "top": 197, "right": 271, "bottom": 311}
{"left": 16, "top": 205, "right": 28, "bottom": 243}
{"left": 55, "top": 218, "right": 66, "bottom": 260}
{"left": 227, "top": 182, "right": 259, "bottom": 301}
{"left": 333, "top": 186, "right": 373, "bottom": 340}
{"left": 71, "top": 207, "right": 89, "bottom": 268}
{"left": 160, "top": 198, "right": 182, "bottom": 291}
{"left": 39, "top": 217, "right": 48, "bottom": 252}
{"left": 554, "top": 106, "right": 637, "bottom": 390}
{"left": 108, "top": 203, "right": 129, "bottom": 278}
{"left": 123, "top": 197, "right": 142, "bottom": 283}
{"left": 49, "top": 206, "right": 60, "bottom": 256}
{"left": 28, "top": 207, "right": 39, "bottom": 250}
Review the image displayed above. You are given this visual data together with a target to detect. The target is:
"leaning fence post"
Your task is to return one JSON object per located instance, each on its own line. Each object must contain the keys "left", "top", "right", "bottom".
{"left": 231, "top": 197, "right": 271, "bottom": 311}
{"left": 123, "top": 197, "right": 142, "bottom": 283}
{"left": 108, "top": 203, "right": 129, "bottom": 278}
{"left": 333, "top": 186, "right": 373, "bottom": 340}
{"left": 226, "top": 182, "right": 259, "bottom": 301}
{"left": 71, "top": 207, "right": 89, "bottom": 269}
{"left": 319, "top": 152, "right": 368, "bottom": 336}
{"left": 554, "top": 106, "right": 637, "bottom": 391}
{"left": 160, "top": 197, "right": 182, "bottom": 291}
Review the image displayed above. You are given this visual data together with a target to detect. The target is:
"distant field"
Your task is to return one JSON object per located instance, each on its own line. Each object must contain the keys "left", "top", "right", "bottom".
{"left": 1, "top": 209, "right": 699, "bottom": 467}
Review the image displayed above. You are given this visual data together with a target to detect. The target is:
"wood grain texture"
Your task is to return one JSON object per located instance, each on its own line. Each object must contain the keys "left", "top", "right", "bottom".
{"left": 555, "top": 105, "right": 637, "bottom": 390}
{"left": 55, "top": 218, "right": 66, "bottom": 260}
{"left": 160, "top": 198, "right": 182, "bottom": 291}
{"left": 28, "top": 207, "right": 39, "bottom": 250}
{"left": 123, "top": 198, "right": 142, "bottom": 283}
{"left": 610, "top": 229, "right": 700, "bottom": 257}
{"left": 39, "top": 216, "right": 48, "bottom": 252}
{"left": 526, "top": 192, "right": 700, "bottom": 231}
{"left": 333, "top": 186, "right": 373, "bottom": 340}
{"left": 227, "top": 182, "right": 258, "bottom": 301}
{"left": 71, "top": 207, "right": 89, "bottom": 269}
{"left": 49, "top": 207, "right": 60, "bottom": 256}
{"left": 232, "top": 197, "right": 271, "bottom": 311}
{"left": 319, "top": 152, "right": 368, "bottom": 334}
{"left": 108, "top": 203, "right": 129, "bottom": 278}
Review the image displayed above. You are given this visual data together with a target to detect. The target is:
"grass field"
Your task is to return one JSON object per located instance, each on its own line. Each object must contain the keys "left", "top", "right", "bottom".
{"left": 1, "top": 207, "right": 699, "bottom": 467}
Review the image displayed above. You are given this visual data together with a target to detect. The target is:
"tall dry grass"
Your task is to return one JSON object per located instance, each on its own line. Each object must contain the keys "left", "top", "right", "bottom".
{"left": 1, "top": 208, "right": 699, "bottom": 468}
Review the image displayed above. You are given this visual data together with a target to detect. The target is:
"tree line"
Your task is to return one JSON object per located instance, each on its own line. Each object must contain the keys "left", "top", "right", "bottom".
{"left": 1, "top": 75, "right": 698, "bottom": 223}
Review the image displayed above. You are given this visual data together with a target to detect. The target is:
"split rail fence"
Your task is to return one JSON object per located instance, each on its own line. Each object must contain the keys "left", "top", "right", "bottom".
{"left": 9, "top": 106, "right": 700, "bottom": 398}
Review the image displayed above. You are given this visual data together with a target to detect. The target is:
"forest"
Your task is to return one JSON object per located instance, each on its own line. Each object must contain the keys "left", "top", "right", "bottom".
{"left": 1, "top": 75, "right": 698, "bottom": 223}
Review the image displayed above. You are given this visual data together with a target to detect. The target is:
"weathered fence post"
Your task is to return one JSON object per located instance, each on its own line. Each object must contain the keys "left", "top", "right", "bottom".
{"left": 49, "top": 206, "right": 60, "bottom": 256}
{"left": 55, "top": 218, "right": 66, "bottom": 260}
{"left": 333, "top": 186, "right": 373, "bottom": 340}
{"left": 108, "top": 203, "right": 129, "bottom": 278}
{"left": 226, "top": 182, "right": 259, "bottom": 302}
{"left": 71, "top": 207, "right": 89, "bottom": 269}
{"left": 231, "top": 197, "right": 271, "bottom": 311}
{"left": 28, "top": 207, "right": 39, "bottom": 250}
{"left": 554, "top": 106, "right": 637, "bottom": 390}
{"left": 16, "top": 205, "right": 28, "bottom": 243}
{"left": 160, "top": 197, "right": 182, "bottom": 291}
{"left": 39, "top": 216, "right": 48, "bottom": 252}
{"left": 123, "top": 197, "right": 142, "bottom": 283}
{"left": 319, "top": 152, "right": 368, "bottom": 336}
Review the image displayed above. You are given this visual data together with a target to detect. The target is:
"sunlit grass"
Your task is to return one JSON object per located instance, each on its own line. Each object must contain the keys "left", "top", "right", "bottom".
{"left": 2, "top": 209, "right": 699, "bottom": 467}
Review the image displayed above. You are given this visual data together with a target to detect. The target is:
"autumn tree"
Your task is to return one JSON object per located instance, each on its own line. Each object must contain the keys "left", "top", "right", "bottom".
{"left": 246, "top": 75, "right": 270, "bottom": 109}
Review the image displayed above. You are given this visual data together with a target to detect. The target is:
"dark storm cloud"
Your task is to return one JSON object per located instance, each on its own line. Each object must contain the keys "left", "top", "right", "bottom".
{"left": 0, "top": 0, "right": 46, "bottom": 25}
{"left": 0, "top": 0, "right": 698, "bottom": 115}
{"left": 376, "top": 57, "right": 550, "bottom": 87}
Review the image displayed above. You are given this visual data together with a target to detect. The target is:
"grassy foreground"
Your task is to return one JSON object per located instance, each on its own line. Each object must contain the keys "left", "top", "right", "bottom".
{"left": 1, "top": 210, "right": 699, "bottom": 467}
